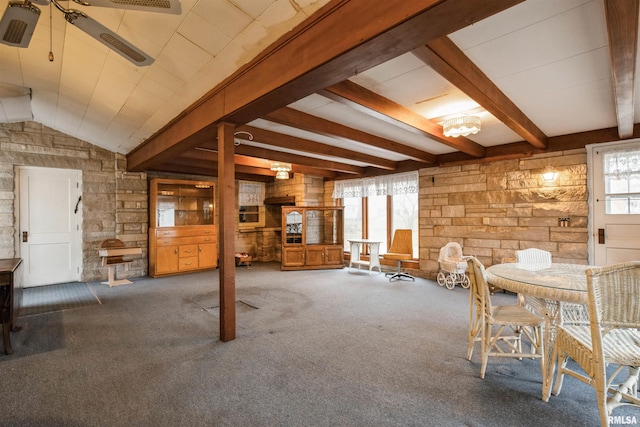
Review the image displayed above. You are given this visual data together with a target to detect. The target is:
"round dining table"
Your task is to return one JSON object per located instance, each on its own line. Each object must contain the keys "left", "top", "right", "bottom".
{"left": 485, "top": 262, "right": 593, "bottom": 401}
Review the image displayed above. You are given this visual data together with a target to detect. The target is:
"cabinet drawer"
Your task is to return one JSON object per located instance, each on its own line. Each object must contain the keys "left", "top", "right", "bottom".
{"left": 179, "top": 256, "right": 199, "bottom": 270}
{"left": 179, "top": 245, "right": 198, "bottom": 257}
{"left": 155, "top": 226, "right": 216, "bottom": 238}
{"left": 156, "top": 235, "right": 217, "bottom": 246}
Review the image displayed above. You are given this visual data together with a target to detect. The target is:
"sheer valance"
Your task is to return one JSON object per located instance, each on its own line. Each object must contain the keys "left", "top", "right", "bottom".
{"left": 332, "top": 171, "right": 418, "bottom": 199}
{"left": 238, "top": 181, "right": 265, "bottom": 206}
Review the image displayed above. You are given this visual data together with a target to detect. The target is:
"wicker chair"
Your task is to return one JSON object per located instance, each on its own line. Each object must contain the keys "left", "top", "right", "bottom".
{"left": 515, "top": 248, "right": 552, "bottom": 264}
{"left": 546, "top": 261, "right": 640, "bottom": 427}
{"left": 383, "top": 229, "right": 414, "bottom": 282}
{"left": 466, "top": 256, "right": 545, "bottom": 379}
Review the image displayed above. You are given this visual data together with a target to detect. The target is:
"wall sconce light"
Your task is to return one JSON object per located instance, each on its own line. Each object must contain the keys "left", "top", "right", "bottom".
{"left": 542, "top": 168, "right": 558, "bottom": 183}
{"left": 442, "top": 115, "right": 481, "bottom": 138}
{"left": 270, "top": 162, "right": 292, "bottom": 179}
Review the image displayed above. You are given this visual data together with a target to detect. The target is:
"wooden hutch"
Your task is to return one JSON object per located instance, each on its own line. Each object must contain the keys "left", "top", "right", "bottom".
{"left": 149, "top": 178, "right": 217, "bottom": 277}
{"left": 281, "top": 206, "right": 344, "bottom": 270}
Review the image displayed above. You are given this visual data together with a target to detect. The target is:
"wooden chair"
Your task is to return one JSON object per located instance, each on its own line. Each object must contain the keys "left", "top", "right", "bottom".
{"left": 466, "top": 256, "right": 545, "bottom": 379}
{"left": 515, "top": 248, "right": 552, "bottom": 264}
{"left": 383, "top": 229, "right": 414, "bottom": 281}
{"left": 547, "top": 261, "right": 640, "bottom": 427}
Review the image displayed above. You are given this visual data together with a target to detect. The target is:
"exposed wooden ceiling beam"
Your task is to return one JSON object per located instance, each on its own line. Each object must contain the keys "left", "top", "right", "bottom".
{"left": 192, "top": 141, "right": 362, "bottom": 175}
{"left": 263, "top": 108, "right": 435, "bottom": 164}
{"left": 436, "top": 125, "right": 640, "bottom": 166}
{"left": 234, "top": 124, "right": 399, "bottom": 169}
{"left": 163, "top": 155, "right": 277, "bottom": 178}
{"left": 321, "top": 80, "right": 486, "bottom": 157}
{"left": 127, "top": 0, "right": 522, "bottom": 172}
{"left": 604, "top": 0, "right": 639, "bottom": 138}
{"left": 413, "top": 37, "right": 548, "bottom": 149}
{"left": 232, "top": 145, "right": 363, "bottom": 175}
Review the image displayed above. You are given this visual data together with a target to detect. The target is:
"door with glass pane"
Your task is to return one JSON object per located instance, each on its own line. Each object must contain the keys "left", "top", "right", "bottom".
{"left": 590, "top": 141, "right": 640, "bottom": 265}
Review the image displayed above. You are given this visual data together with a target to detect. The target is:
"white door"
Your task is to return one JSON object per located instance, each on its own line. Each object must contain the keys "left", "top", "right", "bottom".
{"left": 588, "top": 140, "right": 640, "bottom": 266}
{"left": 17, "top": 167, "right": 82, "bottom": 287}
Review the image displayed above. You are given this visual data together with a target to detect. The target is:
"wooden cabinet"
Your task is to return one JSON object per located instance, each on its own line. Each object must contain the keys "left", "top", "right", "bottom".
{"left": 281, "top": 206, "right": 344, "bottom": 270}
{"left": 149, "top": 179, "right": 217, "bottom": 277}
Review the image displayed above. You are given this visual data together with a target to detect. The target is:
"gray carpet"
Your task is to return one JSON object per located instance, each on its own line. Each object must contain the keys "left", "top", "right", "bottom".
{"left": 19, "top": 282, "right": 101, "bottom": 317}
{"left": 1, "top": 262, "right": 638, "bottom": 426}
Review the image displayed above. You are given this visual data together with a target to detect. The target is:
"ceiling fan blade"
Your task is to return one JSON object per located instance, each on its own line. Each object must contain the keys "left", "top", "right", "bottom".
{"left": 0, "top": 1, "right": 41, "bottom": 48}
{"left": 72, "top": 0, "right": 181, "bottom": 15}
{"left": 65, "top": 12, "right": 154, "bottom": 66}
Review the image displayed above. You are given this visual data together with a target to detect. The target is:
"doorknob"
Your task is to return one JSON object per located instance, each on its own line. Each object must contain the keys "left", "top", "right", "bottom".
{"left": 22, "top": 231, "right": 28, "bottom": 242}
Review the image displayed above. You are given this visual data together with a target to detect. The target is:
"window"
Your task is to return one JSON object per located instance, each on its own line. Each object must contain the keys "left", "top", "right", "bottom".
{"left": 334, "top": 172, "right": 418, "bottom": 256}
{"left": 238, "top": 181, "right": 265, "bottom": 228}
{"left": 604, "top": 150, "right": 640, "bottom": 214}
{"left": 391, "top": 192, "right": 419, "bottom": 257}
{"left": 343, "top": 197, "right": 363, "bottom": 252}
{"left": 368, "top": 194, "right": 388, "bottom": 252}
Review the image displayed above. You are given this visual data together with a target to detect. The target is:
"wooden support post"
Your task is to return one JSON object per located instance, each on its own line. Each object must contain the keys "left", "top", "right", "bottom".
{"left": 218, "top": 122, "right": 237, "bottom": 342}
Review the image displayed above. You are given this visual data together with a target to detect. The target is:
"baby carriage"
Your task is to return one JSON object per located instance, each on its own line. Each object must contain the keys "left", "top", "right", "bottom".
{"left": 436, "top": 242, "right": 470, "bottom": 290}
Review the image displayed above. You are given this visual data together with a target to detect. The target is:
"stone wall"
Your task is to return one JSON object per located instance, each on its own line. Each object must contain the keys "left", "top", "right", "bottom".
{"left": 239, "top": 173, "right": 328, "bottom": 262}
{"left": 0, "top": 122, "right": 148, "bottom": 282}
{"left": 419, "top": 149, "right": 588, "bottom": 279}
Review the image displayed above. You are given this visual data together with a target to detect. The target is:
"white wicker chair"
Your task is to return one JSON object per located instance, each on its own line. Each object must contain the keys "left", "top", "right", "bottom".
{"left": 515, "top": 248, "right": 552, "bottom": 264}
{"left": 546, "top": 261, "right": 640, "bottom": 427}
{"left": 466, "top": 257, "right": 545, "bottom": 379}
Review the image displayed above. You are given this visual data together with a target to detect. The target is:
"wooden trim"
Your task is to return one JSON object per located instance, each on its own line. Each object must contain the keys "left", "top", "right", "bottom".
{"left": 604, "top": 0, "right": 639, "bottom": 138}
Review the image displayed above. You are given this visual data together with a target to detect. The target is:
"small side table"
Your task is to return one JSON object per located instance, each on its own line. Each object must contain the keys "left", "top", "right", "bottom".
{"left": 348, "top": 240, "right": 382, "bottom": 275}
{"left": 0, "top": 258, "right": 23, "bottom": 355}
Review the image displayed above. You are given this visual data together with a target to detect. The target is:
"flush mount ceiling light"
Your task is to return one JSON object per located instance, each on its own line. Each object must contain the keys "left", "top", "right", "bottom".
{"left": 270, "top": 162, "right": 292, "bottom": 180}
{"left": 442, "top": 115, "right": 481, "bottom": 138}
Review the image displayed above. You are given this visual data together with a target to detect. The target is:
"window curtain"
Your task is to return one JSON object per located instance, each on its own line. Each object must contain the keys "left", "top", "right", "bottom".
{"left": 332, "top": 171, "right": 418, "bottom": 199}
{"left": 238, "top": 181, "right": 265, "bottom": 206}
{"left": 604, "top": 149, "right": 640, "bottom": 182}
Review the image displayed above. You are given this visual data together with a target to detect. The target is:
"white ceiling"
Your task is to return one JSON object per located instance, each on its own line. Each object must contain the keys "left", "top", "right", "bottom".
{"left": 0, "top": 0, "right": 332, "bottom": 153}
{"left": 0, "top": 0, "right": 636, "bottom": 167}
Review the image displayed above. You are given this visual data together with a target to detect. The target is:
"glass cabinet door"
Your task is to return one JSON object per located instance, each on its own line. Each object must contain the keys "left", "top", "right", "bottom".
{"left": 155, "top": 181, "right": 214, "bottom": 227}
{"left": 306, "top": 209, "right": 322, "bottom": 245}
{"left": 285, "top": 210, "right": 303, "bottom": 244}
{"left": 325, "top": 208, "right": 343, "bottom": 245}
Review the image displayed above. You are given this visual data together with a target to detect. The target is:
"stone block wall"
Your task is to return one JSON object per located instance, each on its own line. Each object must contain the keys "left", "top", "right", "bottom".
{"left": 0, "top": 122, "right": 148, "bottom": 283}
{"left": 419, "top": 149, "right": 588, "bottom": 279}
{"left": 240, "top": 173, "right": 328, "bottom": 262}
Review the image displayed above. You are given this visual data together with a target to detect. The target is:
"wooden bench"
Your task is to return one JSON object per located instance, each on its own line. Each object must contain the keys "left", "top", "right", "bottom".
{"left": 98, "top": 239, "right": 142, "bottom": 287}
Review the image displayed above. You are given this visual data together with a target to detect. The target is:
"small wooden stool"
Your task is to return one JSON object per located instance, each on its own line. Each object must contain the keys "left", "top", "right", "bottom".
{"left": 235, "top": 253, "right": 252, "bottom": 268}
{"left": 98, "top": 239, "right": 142, "bottom": 287}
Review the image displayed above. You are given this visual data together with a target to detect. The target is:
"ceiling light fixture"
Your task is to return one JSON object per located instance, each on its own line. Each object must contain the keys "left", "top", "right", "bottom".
{"left": 270, "top": 162, "right": 291, "bottom": 180}
{"left": 442, "top": 115, "right": 481, "bottom": 138}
